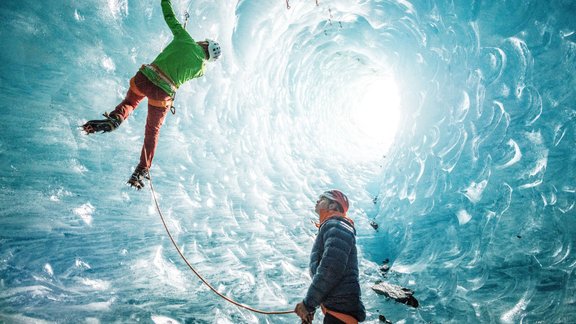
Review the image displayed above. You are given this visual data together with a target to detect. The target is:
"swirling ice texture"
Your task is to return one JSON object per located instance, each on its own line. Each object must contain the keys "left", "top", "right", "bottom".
{"left": 0, "top": 0, "right": 574, "bottom": 323}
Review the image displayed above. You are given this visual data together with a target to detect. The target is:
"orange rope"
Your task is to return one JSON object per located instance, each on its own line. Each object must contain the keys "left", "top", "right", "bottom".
{"left": 147, "top": 171, "right": 294, "bottom": 315}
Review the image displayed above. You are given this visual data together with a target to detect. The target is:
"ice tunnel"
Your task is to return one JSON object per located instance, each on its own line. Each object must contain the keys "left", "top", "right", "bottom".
{"left": 0, "top": 0, "right": 575, "bottom": 323}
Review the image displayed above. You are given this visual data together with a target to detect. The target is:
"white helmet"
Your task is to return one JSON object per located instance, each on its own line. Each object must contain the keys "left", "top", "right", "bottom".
{"left": 206, "top": 39, "right": 221, "bottom": 62}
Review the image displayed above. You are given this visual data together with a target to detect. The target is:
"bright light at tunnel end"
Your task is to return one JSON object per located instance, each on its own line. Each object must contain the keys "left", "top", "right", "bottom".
{"left": 351, "top": 76, "right": 401, "bottom": 156}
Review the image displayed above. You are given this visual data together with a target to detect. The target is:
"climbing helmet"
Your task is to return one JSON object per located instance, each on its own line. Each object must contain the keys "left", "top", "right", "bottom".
{"left": 320, "top": 190, "right": 349, "bottom": 214}
{"left": 206, "top": 39, "right": 221, "bottom": 62}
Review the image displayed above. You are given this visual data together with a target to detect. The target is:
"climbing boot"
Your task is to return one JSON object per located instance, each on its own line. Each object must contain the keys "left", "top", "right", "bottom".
{"left": 127, "top": 166, "right": 149, "bottom": 190}
{"left": 82, "top": 112, "right": 123, "bottom": 134}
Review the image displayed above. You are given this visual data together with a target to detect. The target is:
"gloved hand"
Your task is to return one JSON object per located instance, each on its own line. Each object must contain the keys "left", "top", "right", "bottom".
{"left": 295, "top": 302, "right": 315, "bottom": 324}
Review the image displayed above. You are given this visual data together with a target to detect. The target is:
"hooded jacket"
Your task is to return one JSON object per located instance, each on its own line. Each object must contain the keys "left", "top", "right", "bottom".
{"left": 304, "top": 216, "right": 366, "bottom": 321}
{"left": 140, "top": 0, "right": 206, "bottom": 96}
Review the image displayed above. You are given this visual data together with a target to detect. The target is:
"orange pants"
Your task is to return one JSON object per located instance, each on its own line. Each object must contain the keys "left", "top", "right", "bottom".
{"left": 111, "top": 71, "right": 171, "bottom": 170}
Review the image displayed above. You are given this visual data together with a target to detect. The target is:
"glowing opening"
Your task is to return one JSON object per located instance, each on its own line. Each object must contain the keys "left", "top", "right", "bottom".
{"left": 350, "top": 76, "right": 401, "bottom": 154}
{"left": 312, "top": 73, "right": 402, "bottom": 162}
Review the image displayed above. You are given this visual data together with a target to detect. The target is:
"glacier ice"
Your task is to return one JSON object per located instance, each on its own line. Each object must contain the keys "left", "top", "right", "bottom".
{"left": 0, "top": 0, "right": 574, "bottom": 323}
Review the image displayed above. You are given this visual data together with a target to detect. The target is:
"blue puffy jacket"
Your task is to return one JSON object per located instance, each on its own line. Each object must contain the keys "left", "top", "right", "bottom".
{"left": 303, "top": 217, "right": 366, "bottom": 321}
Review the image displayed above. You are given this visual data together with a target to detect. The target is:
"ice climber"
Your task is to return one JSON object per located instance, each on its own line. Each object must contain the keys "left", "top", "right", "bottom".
{"left": 295, "top": 190, "right": 366, "bottom": 324}
{"left": 82, "top": 0, "right": 221, "bottom": 189}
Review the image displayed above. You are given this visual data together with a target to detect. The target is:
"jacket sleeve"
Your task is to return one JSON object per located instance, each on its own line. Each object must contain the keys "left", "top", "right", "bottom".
{"left": 161, "top": 0, "right": 185, "bottom": 36}
{"left": 303, "top": 221, "right": 354, "bottom": 310}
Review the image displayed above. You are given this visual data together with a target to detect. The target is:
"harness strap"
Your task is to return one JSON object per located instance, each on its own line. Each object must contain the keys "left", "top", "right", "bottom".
{"left": 143, "top": 63, "right": 178, "bottom": 93}
{"left": 321, "top": 304, "right": 358, "bottom": 324}
{"left": 130, "top": 77, "right": 173, "bottom": 109}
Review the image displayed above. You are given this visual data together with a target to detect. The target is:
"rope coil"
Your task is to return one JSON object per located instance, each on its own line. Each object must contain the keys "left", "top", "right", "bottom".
{"left": 147, "top": 171, "right": 294, "bottom": 316}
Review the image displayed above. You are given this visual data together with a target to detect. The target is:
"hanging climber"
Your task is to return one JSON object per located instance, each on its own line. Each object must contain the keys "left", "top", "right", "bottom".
{"left": 295, "top": 190, "right": 366, "bottom": 324}
{"left": 82, "top": 0, "right": 221, "bottom": 189}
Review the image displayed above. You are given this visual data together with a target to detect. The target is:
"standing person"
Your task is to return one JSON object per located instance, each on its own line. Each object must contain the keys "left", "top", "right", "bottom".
{"left": 82, "top": 0, "right": 221, "bottom": 189}
{"left": 295, "top": 190, "right": 366, "bottom": 323}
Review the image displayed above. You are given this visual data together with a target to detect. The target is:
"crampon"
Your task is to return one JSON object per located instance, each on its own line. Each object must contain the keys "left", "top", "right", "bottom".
{"left": 128, "top": 167, "right": 150, "bottom": 190}
{"left": 82, "top": 113, "right": 122, "bottom": 134}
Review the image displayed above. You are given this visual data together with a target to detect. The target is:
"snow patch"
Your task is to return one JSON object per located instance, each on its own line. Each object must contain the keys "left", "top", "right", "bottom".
{"left": 43, "top": 263, "right": 54, "bottom": 276}
{"left": 73, "top": 203, "right": 95, "bottom": 225}
{"left": 456, "top": 209, "right": 472, "bottom": 225}
{"left": 462, "top": 180, "right": 488, "bottom": 203}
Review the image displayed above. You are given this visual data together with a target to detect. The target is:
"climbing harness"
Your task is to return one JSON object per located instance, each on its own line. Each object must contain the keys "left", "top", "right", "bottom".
{"left": 129, "top": 76, "right": 174, "bottom": 109}
{"left": 133, "top": 65, "right": 177, "bottom": 114}
{"left": 321, "top": 304, "right": 358, "bottom": 324}
{"left": 142, "top": 64, "right": 178, "bottom": 94}
{"left": 146, "top": 170, "right": 294, "bottom": 316}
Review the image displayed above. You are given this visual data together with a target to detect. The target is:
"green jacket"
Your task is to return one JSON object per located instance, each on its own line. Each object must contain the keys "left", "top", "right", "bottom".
{"left": 140, "top": 0, "right": 206, "bottom": 96}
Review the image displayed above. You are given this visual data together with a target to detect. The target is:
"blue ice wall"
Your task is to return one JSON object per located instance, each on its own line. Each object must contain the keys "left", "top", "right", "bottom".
{"left": 0, "top": 0, "right": 574, "bottom": 323}
{"left": 371, "top": 1, "right": 576, "bottom": 323}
